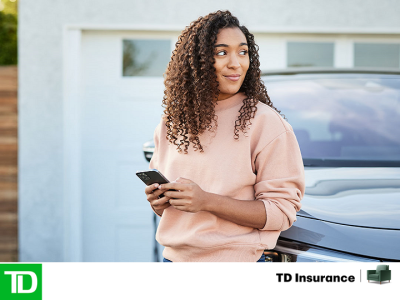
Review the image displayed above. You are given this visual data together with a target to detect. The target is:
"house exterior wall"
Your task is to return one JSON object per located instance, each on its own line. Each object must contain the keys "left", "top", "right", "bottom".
{"left": 19, "top": 0, "right": 400, "bottom": 261}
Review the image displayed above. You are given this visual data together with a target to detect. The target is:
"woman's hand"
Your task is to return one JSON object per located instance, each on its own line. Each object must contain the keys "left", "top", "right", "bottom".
{"left": 145, "top": 183, "right": 171, "bottom": 215}
{"left": 161, "top": 178, "right": 210, "bottom": 213}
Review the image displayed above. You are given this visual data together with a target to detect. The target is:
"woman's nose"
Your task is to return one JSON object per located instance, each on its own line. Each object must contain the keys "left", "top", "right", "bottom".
{"left": 228, "top": 54, "right": 241, "bottom": 69}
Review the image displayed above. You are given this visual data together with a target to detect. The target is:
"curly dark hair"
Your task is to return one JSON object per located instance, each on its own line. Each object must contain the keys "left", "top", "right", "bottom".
{"left": 162, "top": 10, "right": 281, "bottom": 153}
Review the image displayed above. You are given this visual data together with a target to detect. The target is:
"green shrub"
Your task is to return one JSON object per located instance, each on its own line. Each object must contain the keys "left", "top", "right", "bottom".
{"left": 0, "top": 11, "right": 17, "bottom": 65}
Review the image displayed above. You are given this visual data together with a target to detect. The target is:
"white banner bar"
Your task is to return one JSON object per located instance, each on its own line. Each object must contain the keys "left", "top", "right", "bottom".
{"left": 38, "top": 262, "right": 399, "bottom": 300}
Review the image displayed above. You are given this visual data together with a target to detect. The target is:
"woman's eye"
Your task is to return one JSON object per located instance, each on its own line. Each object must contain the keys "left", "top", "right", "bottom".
{"left": 215, "top": 50, "right": 248, "bottom": 56}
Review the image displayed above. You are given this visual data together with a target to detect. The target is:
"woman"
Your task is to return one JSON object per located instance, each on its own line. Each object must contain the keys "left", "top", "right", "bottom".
{"left": 145, "top": 10, "right": 305, "bottom": 262}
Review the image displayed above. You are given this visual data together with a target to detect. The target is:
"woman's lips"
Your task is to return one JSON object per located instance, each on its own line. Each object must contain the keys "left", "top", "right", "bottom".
{"left": 224, "top": 75, "right": 240, "bottom": 81}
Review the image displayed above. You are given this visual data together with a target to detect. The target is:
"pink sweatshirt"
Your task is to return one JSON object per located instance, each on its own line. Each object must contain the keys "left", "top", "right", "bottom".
{"left": 149, "top": 92, "right": 305, "bottom": 262}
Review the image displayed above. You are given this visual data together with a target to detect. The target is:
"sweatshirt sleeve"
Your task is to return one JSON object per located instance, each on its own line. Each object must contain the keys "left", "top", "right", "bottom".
{"left": 254, "top": 130, "right": 305, "bottom": 231}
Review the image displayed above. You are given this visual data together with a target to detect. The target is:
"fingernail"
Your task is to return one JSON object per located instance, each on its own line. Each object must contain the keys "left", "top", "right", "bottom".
{"left": 154, "top": 183, "right": 159, "bottom": 188}
{"left": 158, "top": 185, "right": 162, "bottom": 189}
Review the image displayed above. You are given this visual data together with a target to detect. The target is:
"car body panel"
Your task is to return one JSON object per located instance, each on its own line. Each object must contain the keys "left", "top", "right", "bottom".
{"left": 300, "top": 167, "right": 400, "bottom": 229}
{"left": 280, "top": 216, "right": 400, "bottom": 260}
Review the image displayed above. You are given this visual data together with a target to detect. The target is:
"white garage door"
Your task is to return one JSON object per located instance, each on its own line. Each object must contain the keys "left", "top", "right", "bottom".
{"left": 79, "top": 30, "right": 174, "bottom": 261}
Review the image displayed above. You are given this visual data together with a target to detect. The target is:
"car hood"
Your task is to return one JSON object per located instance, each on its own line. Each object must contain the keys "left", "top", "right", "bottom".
{"left": 298, "top": 167, "right": 400, "bottom": 230}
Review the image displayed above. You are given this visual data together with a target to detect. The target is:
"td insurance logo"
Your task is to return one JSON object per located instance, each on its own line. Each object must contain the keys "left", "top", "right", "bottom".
{"left": 0, "top": 264, "right": 42, "bottom": 300}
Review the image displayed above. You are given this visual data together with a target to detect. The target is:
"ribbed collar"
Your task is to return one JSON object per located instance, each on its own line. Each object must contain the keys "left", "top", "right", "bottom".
{"left": 214, "top": 92, "right": 246, "bottom": 112}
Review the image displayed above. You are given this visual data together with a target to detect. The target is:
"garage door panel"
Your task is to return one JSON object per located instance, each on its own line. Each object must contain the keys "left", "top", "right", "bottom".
{"left": 80, "top": 31, "right": 167, "bottom": 261}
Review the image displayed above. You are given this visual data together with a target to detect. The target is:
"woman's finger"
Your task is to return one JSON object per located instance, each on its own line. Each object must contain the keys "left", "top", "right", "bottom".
{"left": 147, "top": 189, "right": 167, "bottom": 202}
{"left": 169, "top": 198, "right": 187, "bottom": 206}
{"left": 164, "top": 190, "right": 184, "bottom": 198}
{"left": 158, "top": 182, "right": 187, "bottom": 191}
{"left": 171, "top": 204, "right": 189, "bottom": 212}
{"left": 145, "top": 183, "right": 159, "bottom": 195}
{"left": 152, "top": 196, "right": 170, "bottom": 206}
{"left": 153, "top": 188, "right": 170, "bottom": 198}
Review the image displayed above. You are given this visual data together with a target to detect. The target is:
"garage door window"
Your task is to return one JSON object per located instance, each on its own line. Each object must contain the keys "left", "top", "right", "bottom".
{"left": 287, "top": 42, "right": 334, "bottom": 68}
{"left": 354, "top": 43, "right": 400, "bottom": 68}
{"left": 123, "top": 39, "right": 171, "bottom": 76}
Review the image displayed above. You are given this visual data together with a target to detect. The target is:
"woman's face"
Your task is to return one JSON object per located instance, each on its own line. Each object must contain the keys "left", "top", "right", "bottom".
{"left": 213, "top": 27, "right": 250, "bottom": 101}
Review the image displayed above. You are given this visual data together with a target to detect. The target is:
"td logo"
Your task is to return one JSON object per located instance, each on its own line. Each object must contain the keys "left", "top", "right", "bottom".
{"left": 0, "top": 264, "right": 42, "bottom": 299}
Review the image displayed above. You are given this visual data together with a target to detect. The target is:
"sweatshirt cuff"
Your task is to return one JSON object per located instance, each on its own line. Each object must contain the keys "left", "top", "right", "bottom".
{"left": 260, "top": 199, "right": 289, "bottom": 231}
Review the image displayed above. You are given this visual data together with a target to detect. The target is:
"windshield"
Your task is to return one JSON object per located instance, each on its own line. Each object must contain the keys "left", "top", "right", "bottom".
{"left": 264, "top": 74, "right": 400, "bottom": 167}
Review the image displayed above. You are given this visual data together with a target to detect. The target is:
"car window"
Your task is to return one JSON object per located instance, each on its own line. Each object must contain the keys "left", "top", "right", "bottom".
{"left": 264, "top": 75, "right": 400, "bottom": 166}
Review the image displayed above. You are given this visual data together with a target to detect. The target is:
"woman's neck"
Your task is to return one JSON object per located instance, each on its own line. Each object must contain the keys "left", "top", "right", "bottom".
{"left": 214, "top": 92, "right": 246, "bottom": 112}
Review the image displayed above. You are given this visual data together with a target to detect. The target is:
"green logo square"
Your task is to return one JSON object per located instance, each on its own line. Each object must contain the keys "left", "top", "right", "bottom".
{"left": 0, "top": 264, "right": 42, "bottom": 300}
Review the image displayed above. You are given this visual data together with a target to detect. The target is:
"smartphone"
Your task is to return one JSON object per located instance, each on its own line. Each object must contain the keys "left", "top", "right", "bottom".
{"left": 136, "top": 169, "right": 176, "bottom": 198}
{"left": 136, "top": 169, "right": 170, "bottom": 186}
